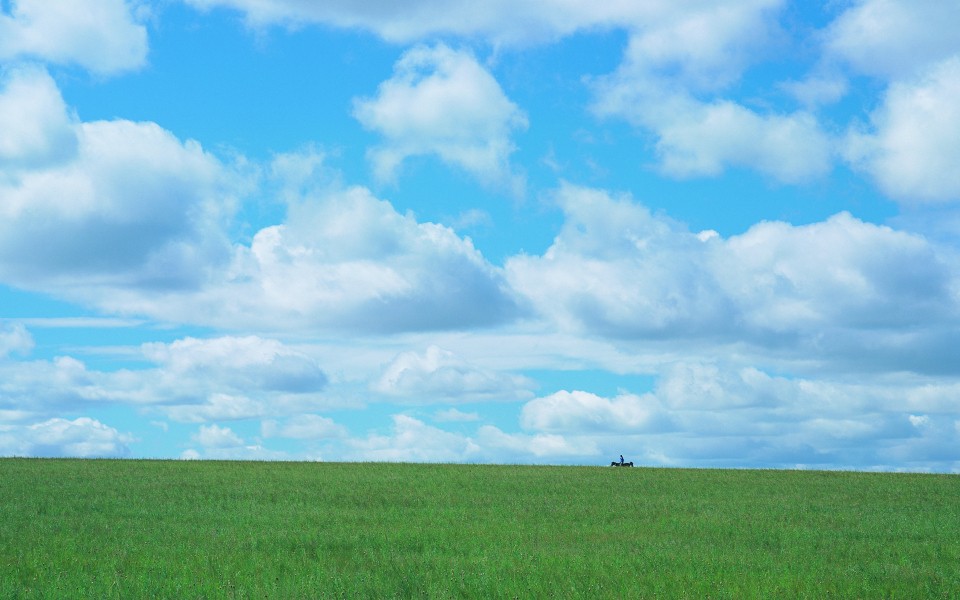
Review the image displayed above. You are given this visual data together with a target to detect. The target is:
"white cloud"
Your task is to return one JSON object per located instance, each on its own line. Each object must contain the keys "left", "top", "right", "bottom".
{"left": 844, "top": 57, "right": 960, "bottom": 203}
{"left": 143, "top": 336, "right": 327, "bottom": 394}
{"left": 192, "top": 423, "right": 244, "bottom": 448}
{"left": 824, "top": 0, "right": 960, "bottom": 80}
{"left": 592, "top": 81, "right": 831, "bottom": 183}
{"left": 520, "top": 390, "right": 669, "bottom": 433}
{"left": 610, "top": 0, "right": 782, "bottom": 92}
{"left": 0, "top": 335, "right": 334, "bottom": 425}
{"left": 0, "top": 322, "right": 33, "bottom": 358}
{"left": 183, "top": 0, "right": 782, "bottom": 49}
{"left": 374, "top": 345, "right": 535, "bottom": 401}
{"left": 340, "top": 414, "right": 598, "bottom": 463}
{"left": 0, "top": 67, "right": 77, "bottom": 169}
{"left": 474, "top": 425, "right": 600, "bottom": 460}
{"left": 507, "top": 184, "right": 960, "bottom": 371}
{"left": 261, "top": 414, "right": 348, "bottom": 439}
{"left": 653, "top": 98, "right": 831, "bottom": 182}
{"left": 503, "top": 363, "right": 960, "bottom": 470}
{"left": 346, "top": 414, "right": 479, "bottom": 462}
{"left": 209, "top": 180, "right": 522, "bottom": 333}
{"left": 0, "top": 0, "right": 148, "bottom": 74}
{"left": 0, "top": 74, "right": 233, "bottom": 296}
{"left": 433, "top": 408, "right": 480, "bottom": 422}
{"left": 164, "top": 393, "right": 268, "bottom": 424}
{"left": 353, "top": 44, "right": 527, "bottom": 192}
{"left": 780, "top": 74, "right": 849, "bottom": 107}
{"left": 506, "top": 183, "right": 730, "bottom": 337}
{"left": 582, "top": 1, "right": 839, "bottom": 183}
{"left": 0, "top": 417, "right": 133, "bottom": 457}
{"left": 0, "top": 76, "right": 519, "bottom": 335}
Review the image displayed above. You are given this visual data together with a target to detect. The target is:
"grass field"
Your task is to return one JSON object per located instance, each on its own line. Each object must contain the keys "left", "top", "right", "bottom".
{"left": 1, "top": 459, "right": 958, "bottom": 598}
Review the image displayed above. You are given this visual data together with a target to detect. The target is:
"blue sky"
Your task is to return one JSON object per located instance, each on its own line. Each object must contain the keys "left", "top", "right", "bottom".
{"left": 2, "top": 0, "right": 960, "bottom": 469}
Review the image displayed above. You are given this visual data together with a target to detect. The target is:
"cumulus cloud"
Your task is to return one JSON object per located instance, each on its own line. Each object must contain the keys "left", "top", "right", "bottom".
{"left": 507, "top": 363, "right": 960, "bottom": 470}
{"left": 374, "top": 345, "right": 535, "bottom": 401}
{"left": 0, "top": 67, "right": 77, "bottom": 169}
{"left": 211, "top": 180, "right": 522, "bottom": 333}
{"left": 824, "top": 0, "right": 960, "bottom": 80}
{"left": 184, "top": 424, "right": 291, "bottom": 459}
{"left": 433, "top": 408, "right": 480, "bottom": 423}
{"left": 520, "top": 390, "right": 670, "bottom": 434}
{"left": 506, "top": 184, "right": 731, "bottom": 337}
{"left": 261, "top": 414, "right": 348, "bottom": 439}
{"left": 0, "top": 355, "right": 134, "bottom": 422}
{"left": 183, "top": 0, "right": 782, "bottom": 46}
{"left": 0, "top": 322, "right": 33, "bottom": 358}
{"left": 340, "top": 414, "right": 597, "bottom": 463}
{"left": 192, "top": 423, "right": 244, "bottom": 448}
{"left": 593, "top": 74, "right": 831, "bottom": 184}
{"left": 0, "top": 335, "right": 332, "bottom": 425}
{"left": 507, "top": 184, "right": 960, "bottom": 372}
{"left": 0, "top": 70, "right": 233, "bottom": 297}
{"left": 0, "top": 75, "right": 517, "bottom": 335}
{"left": 140, "top": 336, "right": 335, "bottom": 423}
{"left": 579, "top": 0, "right": 824, "bottom": 183}
{"left": 0, "top": 0, "right": 148, "bottom": 74}
{"left": 346, "top": 414, "right": 479, "bottom": 462}
{"left": 353, "top": 44, "right": 527, "bottom": 192}
{"left": 143, "top": 336, "right": 327, "bottom": 394}
{"left": 200, "top": 0, "right": 799, "bottom": 183}
{"left": 844, "top": 57, "right": 960, "bottom": 203}
{"left": 652, "top": 99, "right": 831, "bottom": 182}
{"left": 0, "top": 417, "right": 133, "bottom": 458}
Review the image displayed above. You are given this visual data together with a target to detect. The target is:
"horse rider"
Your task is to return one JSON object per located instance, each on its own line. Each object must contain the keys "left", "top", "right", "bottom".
{"left": 620, "top": 454, "right": 625, "bottom": 465}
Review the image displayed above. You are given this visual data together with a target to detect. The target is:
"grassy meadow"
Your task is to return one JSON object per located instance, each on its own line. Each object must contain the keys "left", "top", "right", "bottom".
{"left": 1, "top": 459, "right": 958, "bottom": 598}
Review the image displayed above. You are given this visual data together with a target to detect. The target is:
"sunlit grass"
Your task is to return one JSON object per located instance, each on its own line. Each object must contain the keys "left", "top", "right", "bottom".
{"left": 1, "top": 459, "right": 958, "bottom": 598}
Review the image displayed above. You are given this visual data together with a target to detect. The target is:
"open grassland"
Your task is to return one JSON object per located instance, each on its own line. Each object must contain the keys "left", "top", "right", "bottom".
{"left": 1, "top": 459, "right": 958, "bottom": 598}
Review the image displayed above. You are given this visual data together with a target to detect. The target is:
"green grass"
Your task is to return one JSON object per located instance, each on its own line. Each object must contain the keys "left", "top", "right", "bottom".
{"left": 1, "top": 459, "right": 958, "bottom": 598}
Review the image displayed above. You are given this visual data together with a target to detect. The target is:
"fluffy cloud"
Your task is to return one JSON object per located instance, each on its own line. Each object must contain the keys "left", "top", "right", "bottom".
{"left": 0, "top": 322, "right": 33, "bottom": 358}
{"left": 184, "top": 0, "right": 783, "bottom": 49}
{"left": 0, "top": 71, "right": 517, "bottom": 334}
{"left": 507, "top": 184, "right": 960, "bottom": 373}
{"left": 141, "top": 336, "right": 334, "bottom": 423}
{"left": 433, "top": 408, "right": 480, "bottom": 423}
{"left": 183, "top": 423, "right": 291, "bottom": 459}
{"left": 0, "top": 417, "right": 133, "bottom": 458}
{"left": 520, "top": 390, "right": 670, "bottom": 433}
{"left": 212, "top": 180, "right": 522, "bottom": 333}
{"left": 608, "top": 0, "right": 781, "bottom": 92}
{"left": 509, "top": 363, "right": 960, "bottom": 470}
{"left": 593, "top": 76, "right": 830, "bottom": 183}
{"left": 844, "top": 57, "right": 960, "bottom": 203}
{"left": 374, "top": 345, "right": 535, "bottom": 401}
{"left": 261, "top": 414, "right": 348, "bottom": 440}
{"left": 0, "top": 67, "right": 77, "bottom": 169}
{"left": 341, "top": 414, "right": 597, "bottom": 463}
{"left": 506, "top": 184, "right": 729, "bottom": 337}
{"left": 651, "top": 99, "right": 831, "bottom": 182}
{"left": 0, "top": 334, "right": 332, "bottom": 425}
{"left": 192, "top": 0, "right": 796, "bottom": 183}
{"left": 824, "top": 0, "right": 960, "bottom": 79}
{"left": 353, "top": 44, "right": 527, "bottom": 192}
{"left": 584, "top": 1, "right": 836, "bottom": 183}
{"left": 346, "top": 414, "right": 479, "bottom": 462}
{"left": 143, "top": 336, "right": 327, "bottom": 395}
{"left": 0, "top": 0, "right": 148, "bottom": 74}
{"left": 192, "top": 423, "right": 244, "bottom": 448}
{"left": 0, "top": 69, "right": 233, "bottom": 297}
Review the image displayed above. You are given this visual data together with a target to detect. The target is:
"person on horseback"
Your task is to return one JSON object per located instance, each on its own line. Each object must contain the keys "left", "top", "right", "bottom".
{"left": 619, "top": 454, "right": 624, "bottom": 465}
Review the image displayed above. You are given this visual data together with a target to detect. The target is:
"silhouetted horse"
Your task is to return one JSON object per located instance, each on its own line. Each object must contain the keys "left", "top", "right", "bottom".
{"left": 610, "top": 461, "right": 633, "bottom": 467}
